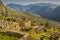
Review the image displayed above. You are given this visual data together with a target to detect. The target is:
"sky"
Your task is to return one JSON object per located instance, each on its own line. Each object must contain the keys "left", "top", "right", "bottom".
{"left": 1, "top": 0, "right": 60, "bottom": 5}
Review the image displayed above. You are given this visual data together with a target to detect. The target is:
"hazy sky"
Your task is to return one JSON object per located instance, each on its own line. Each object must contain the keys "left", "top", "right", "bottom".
{"left": 1, "top": 0, "right": 60, "bottom": 5}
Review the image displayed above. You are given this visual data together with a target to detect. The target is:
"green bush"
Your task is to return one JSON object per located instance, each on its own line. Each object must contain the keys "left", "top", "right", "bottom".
{"left": 0, "top": 32, "right": 19, "bottom": 40}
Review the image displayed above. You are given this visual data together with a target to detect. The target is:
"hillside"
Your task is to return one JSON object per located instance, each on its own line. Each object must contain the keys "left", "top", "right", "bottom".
{"left": 0, "top": 0, "right": 60, "bottom": 40}
{"left": 7, "top": 3, "right": 60, "bottom": 22}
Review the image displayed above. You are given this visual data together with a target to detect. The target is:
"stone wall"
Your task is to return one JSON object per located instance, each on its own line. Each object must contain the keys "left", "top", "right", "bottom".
{"left": 5, "top": 31, "right": 25, "bottom": 38}
{"left": 0, "top": 20, "right": 20, "bottom": 31}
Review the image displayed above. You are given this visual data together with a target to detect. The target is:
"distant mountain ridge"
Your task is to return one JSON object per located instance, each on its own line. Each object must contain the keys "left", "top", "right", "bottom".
{"left": 7, "top": 4, "right": 23, "bottom": 10}
{"left": 7, "top": 3, "right": 60, "bottom": 22}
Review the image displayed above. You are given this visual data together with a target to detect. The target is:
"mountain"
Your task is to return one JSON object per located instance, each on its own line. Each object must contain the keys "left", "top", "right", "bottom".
{"left": 47, "top": 6, "right": 60, "bottom": 22}
{"left": 7, "top": 3, "right": 60, "bottom": 22}
{"left": 0, "top": 0, "right": 43, "bottom": 24}
{"left": 6, "top": 4, "right": 23, "bottom": 10}
{"left": 0, "top": 1, "right": 60, "bottom": 27}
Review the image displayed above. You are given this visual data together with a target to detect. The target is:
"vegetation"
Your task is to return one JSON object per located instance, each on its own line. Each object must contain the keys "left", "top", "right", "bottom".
{"left": 0, "top": 32, "right": 19, "bottom": 40}
{"left": 26, "top": 27, "right": 60, "bottom": 40}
